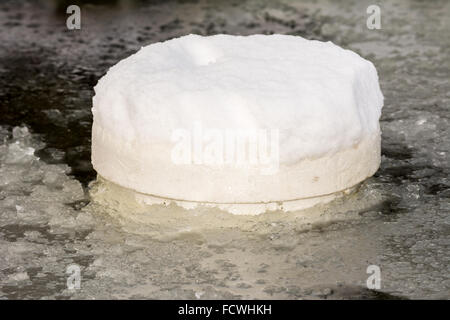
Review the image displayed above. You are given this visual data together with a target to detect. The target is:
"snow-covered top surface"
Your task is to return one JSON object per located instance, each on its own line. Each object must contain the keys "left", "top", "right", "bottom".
{"left": 92, "top": 34, "right": 383, "bottom": 163}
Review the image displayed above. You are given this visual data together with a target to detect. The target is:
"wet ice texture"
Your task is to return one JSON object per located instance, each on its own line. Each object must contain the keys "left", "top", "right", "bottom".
{"left": 0, "top": 0, "right": 449, "bottom": 299}
{"left": 0, "top": 124, "right": 448, "bottom": 299}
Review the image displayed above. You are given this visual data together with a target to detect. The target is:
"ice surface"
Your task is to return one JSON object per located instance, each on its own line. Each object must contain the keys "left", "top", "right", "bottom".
{"left": 0, "top": 124, "right": 448, "bottom": 299}
{"left": 93, "top": 34, "right": 383, "bottom": 163}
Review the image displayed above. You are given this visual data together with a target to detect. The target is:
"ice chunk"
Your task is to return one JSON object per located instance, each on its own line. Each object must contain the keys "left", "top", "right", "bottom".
{"left": 91, "top": 34, "right": 383, "bottom": 210}
{"left": 93, "top": 34, "right": 383, "bottom": 161}
{"left": 4, "top": 142, "right": 35, "bottom": 165}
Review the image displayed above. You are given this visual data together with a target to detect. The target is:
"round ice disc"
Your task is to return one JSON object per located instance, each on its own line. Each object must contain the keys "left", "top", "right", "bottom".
{"left": 91, "top": 34, "right": 383, "bottom": 214}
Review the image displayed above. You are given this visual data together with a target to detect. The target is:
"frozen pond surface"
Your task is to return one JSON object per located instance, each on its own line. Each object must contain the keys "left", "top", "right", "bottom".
{"left": 0, "top": 0, "right": 449, "bottom": 299}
